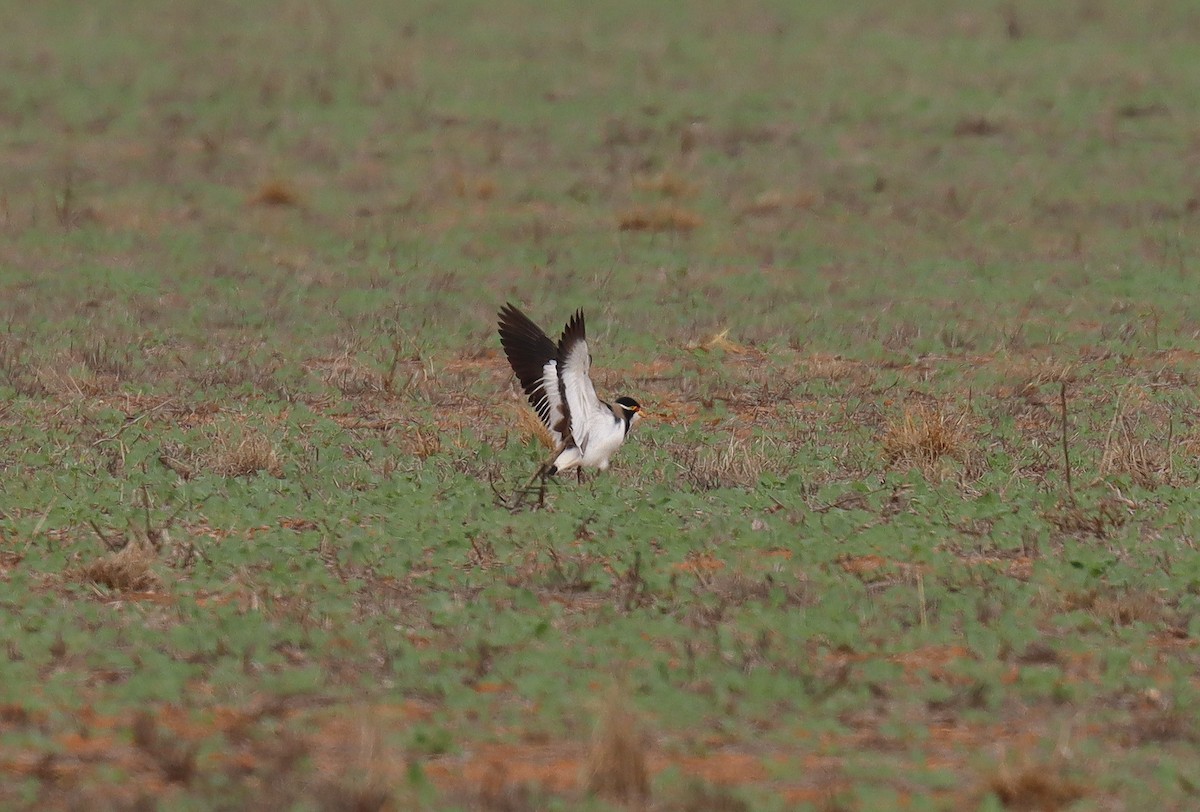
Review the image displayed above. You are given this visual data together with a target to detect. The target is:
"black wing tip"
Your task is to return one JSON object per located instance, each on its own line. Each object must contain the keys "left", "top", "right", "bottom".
{"left": 496, "top": 302, "right": 525, "bottom": 330}
{"left": 497, "top": 304, "right": 544, "bottom": 345}
{"left": 497, "top": 304, "right": 557, "bottom": 403}
{"left": 499, "top": 303, "right": 585, "bottom": 323}
{"left": 559, "top": 309, "right": 586, "bottom": 345}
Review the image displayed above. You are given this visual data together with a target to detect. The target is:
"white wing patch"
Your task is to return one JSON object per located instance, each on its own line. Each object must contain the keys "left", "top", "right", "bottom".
{"left": 558, "top": 334, "right": 601, "bottom": 452}
{"left": 533, "top": 359, "right": 567, "bottom": 447}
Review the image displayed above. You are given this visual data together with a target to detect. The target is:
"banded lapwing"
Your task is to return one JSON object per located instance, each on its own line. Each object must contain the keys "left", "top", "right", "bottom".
{"left": 497, "top": 303, "right": 643, "bottom": 506}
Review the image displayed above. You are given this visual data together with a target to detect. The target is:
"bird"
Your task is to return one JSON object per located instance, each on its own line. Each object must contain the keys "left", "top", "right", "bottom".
{"left": 497, "top": 303, "right": 643, "bottom": 506}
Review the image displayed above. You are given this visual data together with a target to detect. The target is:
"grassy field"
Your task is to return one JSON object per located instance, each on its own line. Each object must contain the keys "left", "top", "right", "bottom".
{"left": 3, "top": 1, "right": 1200, "bottom": 809}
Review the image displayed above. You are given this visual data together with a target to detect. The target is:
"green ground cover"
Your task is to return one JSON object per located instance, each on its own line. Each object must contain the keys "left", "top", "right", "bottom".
{"left": 2, "top": 1, "right": 1200, "bottom": 809}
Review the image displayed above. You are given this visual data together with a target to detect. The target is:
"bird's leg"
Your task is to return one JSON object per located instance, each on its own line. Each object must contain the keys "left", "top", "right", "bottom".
{"left": 576, "top": 468, "right": 584, "bottom": 485}
{"left": 512, "top": 461, "right": 554, "bottom": 510}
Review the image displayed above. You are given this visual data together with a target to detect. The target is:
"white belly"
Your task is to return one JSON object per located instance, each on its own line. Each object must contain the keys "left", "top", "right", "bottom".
{"left": 552, "top": 418, "right": 626, "bottom": 472}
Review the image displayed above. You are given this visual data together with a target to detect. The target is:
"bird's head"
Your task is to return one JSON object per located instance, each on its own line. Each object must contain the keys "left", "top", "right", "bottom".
{"left": 615, "top": 396, "right": 643, "bottom": 428}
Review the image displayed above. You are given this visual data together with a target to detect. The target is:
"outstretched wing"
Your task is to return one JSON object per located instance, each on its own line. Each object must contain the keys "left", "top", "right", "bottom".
{"left": 556, "top": 309, "right": 603, "bottom": 452}
{"left": 497, "top": 303, "right": 569, "bottom": 446}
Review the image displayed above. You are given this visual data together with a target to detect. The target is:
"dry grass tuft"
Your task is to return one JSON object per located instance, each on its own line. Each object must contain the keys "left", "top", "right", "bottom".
{"left": 207, "top": 424, "right": 284, "bottom": 477}
{"left": 75, "top": 338, "right": 132, "bottom": 379}
{"left": 1099, "top": 420, "right": 1170, "bottom": 489}
{"left": 452, "top": 171, "right": 497, "bottom": 200}
{"left": 678, "top": 435, "right": 786, "bottom": 491}
{"left": 401, "top": 425, "right": 443, "bottom": 460}
{"left": 617, "top": 205, "right": 702, "bottom": 233}
{"left": 313, "top": 730, "right": 394, "bottom": 812}
{"left": 742, "top": 189, "right": 787, "bottom": 216}
{"left": 476, "top": 758, "right": 554, "bottom": 811}
{"left": 318, "top": 355, "right": 388, "bottom": 395}
{"left": 988, "top": 758, "right": 1085, "bottom": 810}
{"left": 247, "top": 179, "right": 302, "bottom": 207}
{"left": 131, "top": 710, "right": 198, "bottom": 784}
{"left": 803, "top": 353, "right": 876, "bottom": 385}
{"left": 632, "top": 171, "right": 697, "bottom": 199}
{"left": 881, "top": 402, "right": 974, "bottom": 478}
{"left": 740, "top": 188, "right": 819, "bottom": 216}
{"left": 1124, "top": 703, "right": 1198, "bottom": 746}
{"left": 691, "top": 329, "right": 757, "bottom": 356}
{"left": 79, "top": 539, "right": 162, "bottom": 592}
{"left": 513, "top": 405, "right": 558, "bottom": 452}
{"left": 1092, "top": 588, "right": 1166, "bottom": 626}
{"left": 583, "top": 687, "right": 650, "bottom": 806}
{"left": 1045, "top": 496, "right": 1127, "bottom": 539}
{"left": 1058, "top": 585, "right": 1168, "bottom": 627}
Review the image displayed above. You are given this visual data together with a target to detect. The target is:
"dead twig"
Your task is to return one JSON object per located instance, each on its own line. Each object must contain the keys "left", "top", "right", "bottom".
{"left": 92, "top": 399, "right": 176, "bottom": 447}
{"left": 1060, "top": 383, "right": 1075, "bottom": 507}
